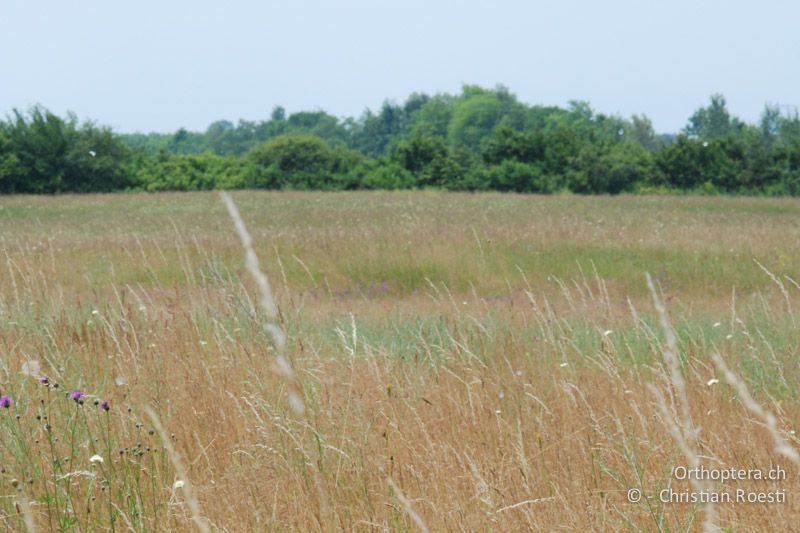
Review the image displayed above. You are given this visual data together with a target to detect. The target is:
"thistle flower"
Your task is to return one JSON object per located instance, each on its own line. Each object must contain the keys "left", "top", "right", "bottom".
{"left": 39, "top": 376, "right": 50, "bottom": 385}
{"left": 69, "top": 390, "right": 85, "bottom": 404}
{"left": 0, "top": 396, "right": 12, "bottom": 409}
{"left": 100, "top": 400, "right": 110, "bottom": 412}
{"left": 89, "top": 454, "right": 104, "bottom": 464}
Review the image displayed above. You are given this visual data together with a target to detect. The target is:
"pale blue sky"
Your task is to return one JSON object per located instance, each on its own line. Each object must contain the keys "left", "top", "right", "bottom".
{"left": 1, "top": 0, "right": 797, "bottom": 134}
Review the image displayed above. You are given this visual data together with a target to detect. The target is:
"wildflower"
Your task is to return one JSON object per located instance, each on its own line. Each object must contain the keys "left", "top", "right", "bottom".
{"left": 69, "top": 390, "right": 85, "bottom": 404}
{"left": 100, "top": 400, "right": 110, "bottom": 412}
{"left": 707, "top": 378, "right": 720, "bottom": 386}
{"left": 173, "top": 480, "right": 185, "bottom": 490}
{"left": 602, "top": 329, "right": 613, "bottom": 337}
{"left": 39, "top": 376, "right": 50, "bottom": 385}
{"left": 0, "top": 396, "right": 12, "bottom": 409}
{"left": 89, "top": 454, "right": 104, "bottom": 464}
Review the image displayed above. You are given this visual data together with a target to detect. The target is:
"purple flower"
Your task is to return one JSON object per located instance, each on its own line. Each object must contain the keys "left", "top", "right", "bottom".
{"left": 100, "top": 400, "right": 110, "bottom": 412}
{"left": 68, "top": 390, "right": 85, "bottom": 403}
{"left": 0, "top": 396, "right": 12, "bottom": 409}
{"left": 39, "top": 376, "right": 50, "bottom": 385}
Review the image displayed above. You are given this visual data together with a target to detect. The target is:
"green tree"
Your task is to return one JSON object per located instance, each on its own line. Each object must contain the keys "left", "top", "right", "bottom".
{"left": 586, "top": 142, "right": 655, "bottom": 194}
{"left": 482, "top": 126, "right": 545, "bottom": 165}
{"left": 64, "top": 121, "right": 135, "bottom": 192}
{"left": 391, "top": 133, "right": 474, "bottom": 188}
{"left": 760, "top": 104, "right": 781, "bottom": 141}
{"left": 484, "top": 160, "right": 557, "bottom": 193}
{"left": 684, "top": 94, "right": 744, "bottom": 140}
{"left": 0, "top": 107, "right": 132, "bottom": 193}
{"left": 136, "top": 153, "right": 249, "bottom": 191}
{"left": 629, "top": 114, "right": 663, "bottom": 151}
{"left": 408, "top": 94, "right": 455, "bottom": 139}
{"left": 247, "top": 135, "right": 361, "bottom": 189}
{"left": 447, "top": 86, "right": 526, "bottom": 151}
{"left": 656, "top": 135, "right": 737, "bottom": 191}
{"left": 352, "top": 102, "right": 409, "bottom": 156}
{"left": 271, "top": 106, "right": 286, "bottom": 122}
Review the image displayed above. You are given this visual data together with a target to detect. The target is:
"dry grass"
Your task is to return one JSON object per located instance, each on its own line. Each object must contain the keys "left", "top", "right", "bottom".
{"left": 0, "top": 191, "right": 799, "bottom": 531}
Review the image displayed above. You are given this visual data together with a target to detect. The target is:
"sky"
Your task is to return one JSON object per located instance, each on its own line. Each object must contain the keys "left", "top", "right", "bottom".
{"left": 1, "top": 0, "right": 797, "bottom": 134}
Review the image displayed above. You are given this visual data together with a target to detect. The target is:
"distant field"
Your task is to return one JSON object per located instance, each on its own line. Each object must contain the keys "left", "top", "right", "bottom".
{"left": 3, "top": 191, "right": 799, "bottom": 297}
{"left": 0, "top": 191, "right": 799, "bottom": 530}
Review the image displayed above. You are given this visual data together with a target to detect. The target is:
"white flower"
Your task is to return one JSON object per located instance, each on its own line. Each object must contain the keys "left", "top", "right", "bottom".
{"left": 726, "top": 334, "right": 733, "bottom": 340}
{"left": 713, "top": 322, "right": 721, "bottom": 328}
{"left": 89, "top": 454, "right": 104, "bottom": 464}
{"left": 559, "top": 362, "right": 568, "bottom": 368}
{"left": 707, "top": 378, "right": 720, "bottom": 386}
{"left": 91, "top": 309, "right": 99, "bottom": 315}
{"left": 602, "top": 330, "right": 613, "bottom": 337}
{"left": 173, "top": 480, "right": 185, "bottom": 490}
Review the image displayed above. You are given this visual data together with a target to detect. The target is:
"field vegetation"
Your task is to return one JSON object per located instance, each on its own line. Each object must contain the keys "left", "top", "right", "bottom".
{"left": 0, "top": 191, "right": 799, "bottom": 530}
{"left": 3, "top": 87, "right": 800, "bottom": 196}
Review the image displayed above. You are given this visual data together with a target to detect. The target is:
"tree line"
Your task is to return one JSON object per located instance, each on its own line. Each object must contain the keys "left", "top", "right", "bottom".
{"left": 2, "top": 86, "right": 800, "bottom": 195}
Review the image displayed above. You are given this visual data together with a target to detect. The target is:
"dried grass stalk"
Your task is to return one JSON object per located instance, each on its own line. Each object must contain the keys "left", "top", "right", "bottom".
{"left": 145, "top": 407, "right": 210, "bottom": 533}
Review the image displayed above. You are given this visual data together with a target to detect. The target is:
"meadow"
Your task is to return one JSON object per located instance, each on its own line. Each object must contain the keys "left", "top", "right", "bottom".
{"left": 0, "top": 190, "right": 799, "bottom": 531}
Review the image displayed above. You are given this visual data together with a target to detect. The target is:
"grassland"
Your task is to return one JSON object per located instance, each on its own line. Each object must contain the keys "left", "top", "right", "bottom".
{"left": 0, "top": 191, "right": 799, "bottom": 531}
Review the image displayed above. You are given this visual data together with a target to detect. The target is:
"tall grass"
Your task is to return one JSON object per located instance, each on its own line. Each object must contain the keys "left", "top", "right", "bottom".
{"left": 0, "top": 191, "right": 798, "bottom": 530}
